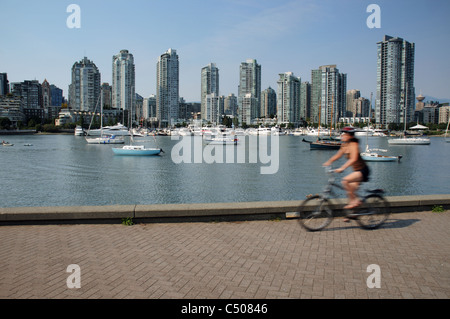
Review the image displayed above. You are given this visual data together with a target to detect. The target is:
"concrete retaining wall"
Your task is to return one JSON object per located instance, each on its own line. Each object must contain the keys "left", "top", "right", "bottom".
{"left": 0, "top": 194, "right": 449, "bottom": 225}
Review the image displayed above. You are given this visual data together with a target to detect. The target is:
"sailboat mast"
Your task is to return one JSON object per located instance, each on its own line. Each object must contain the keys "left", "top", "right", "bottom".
{"left": 330, "top": 95, "right": 333, "bottom": 137}
{"left": 100, "top": 95, "right": 103, "bottom": 137}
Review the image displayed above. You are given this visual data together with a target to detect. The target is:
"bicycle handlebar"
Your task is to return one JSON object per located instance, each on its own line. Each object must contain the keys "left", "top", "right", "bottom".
{"left": 324, "top": 166, "right": 335, "bottom": 174}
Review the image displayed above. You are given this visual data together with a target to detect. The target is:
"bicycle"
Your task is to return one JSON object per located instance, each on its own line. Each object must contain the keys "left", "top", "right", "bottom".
{"left": 298, "top": 167, "right": 390, "bottom": 231}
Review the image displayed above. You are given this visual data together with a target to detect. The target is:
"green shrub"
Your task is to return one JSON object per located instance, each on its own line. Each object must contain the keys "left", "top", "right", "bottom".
{"left": 432, "top": 205, "right": 445, "bottom": 213}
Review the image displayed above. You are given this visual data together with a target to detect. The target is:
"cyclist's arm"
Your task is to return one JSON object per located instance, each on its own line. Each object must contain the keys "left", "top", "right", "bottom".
{"left": 323, "top": 146, "right": 345, "bottom": 166}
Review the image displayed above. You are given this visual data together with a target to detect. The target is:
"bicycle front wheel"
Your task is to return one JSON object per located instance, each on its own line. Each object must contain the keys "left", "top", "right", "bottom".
{"left": 298, "top": 195, "right": 333, "bottom": 231}
{"left": 356, "top": 194, "right": 390, "bottom": 229}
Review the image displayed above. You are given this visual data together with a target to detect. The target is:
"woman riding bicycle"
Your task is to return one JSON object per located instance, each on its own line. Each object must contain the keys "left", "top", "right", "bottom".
{"left": 323, "top": 126, "right": 370, "bottom": 210}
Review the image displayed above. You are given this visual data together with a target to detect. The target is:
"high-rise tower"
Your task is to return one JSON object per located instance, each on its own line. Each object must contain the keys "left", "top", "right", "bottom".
{"left": 277, "top": 72, "right": 300, "bottom": 124}
{"left": 156, "top": 48, "right": 179, "bottom": 127}
{"left": 112, "top": 50, "right": 135, "bottom": 112}
{"left": 376, "top": 35, "right": 415, "bottom": 126}
{"left": 238, "top": 59, "right": 261, "bottom": 124}
{"left": 201, "top": 63, "right": 219, "bottom": 122}
{"left": 69, "top": 57, "right": 101, "bottom": 112}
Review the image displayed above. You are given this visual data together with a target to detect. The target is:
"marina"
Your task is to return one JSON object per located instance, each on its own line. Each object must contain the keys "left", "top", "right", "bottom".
{"left": 0, "top": 133, "right": 448, "bottom": 209}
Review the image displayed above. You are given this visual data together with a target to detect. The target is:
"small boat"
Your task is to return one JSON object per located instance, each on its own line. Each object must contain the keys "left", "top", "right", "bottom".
{"left": 302, "top": 138, "right": 341, "bottom": 150}
{"left": 74, "top": 125, "right": 85, "bottom": 136}
{"left": 257, "top": 127, "right": 271, "bottom": 135}
{"left": 23, "top": 144, "right": 33, "bottom": 146}
{"left": 86, "top": 135, "right": 125, "bottom": 144}
{"left": 87, "top": 123, "right": 130, "bottom": 136}
{"left": 303, "top": 98, "right": 341, "bottom": 150}
{"left": 388, "top": 136, "right": 430, "bottom": 145}
{"left": 360, "top": 145, "right": 402, "bottom": 162}
{"left": 1, "top": 141, "right": 13, "bottom": 146}
{"left": 205, "top": 136, "right": 238, "bottom": 145}
{"left": 112, "top": 145, "right": 162, "bottom": 156}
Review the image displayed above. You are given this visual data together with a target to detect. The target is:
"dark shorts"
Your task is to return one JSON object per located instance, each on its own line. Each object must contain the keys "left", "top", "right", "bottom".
{"left": 358, "top": 166, "right": 370, "bottom": 182}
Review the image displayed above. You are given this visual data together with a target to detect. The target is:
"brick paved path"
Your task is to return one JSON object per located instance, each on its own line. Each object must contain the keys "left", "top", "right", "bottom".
{"left": 0, "top": 211, "right": 449, "bottom": 299}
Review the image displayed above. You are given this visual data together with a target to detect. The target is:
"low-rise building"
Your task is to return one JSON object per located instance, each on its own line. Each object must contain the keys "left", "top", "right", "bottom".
{"left": 0, "top": 95, "right": 26, "bottom": 127}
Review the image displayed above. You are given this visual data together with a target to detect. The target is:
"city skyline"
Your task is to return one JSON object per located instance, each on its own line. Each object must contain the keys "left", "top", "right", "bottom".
{"left": 1, "top": 0, "right": 449, "bottom": 104}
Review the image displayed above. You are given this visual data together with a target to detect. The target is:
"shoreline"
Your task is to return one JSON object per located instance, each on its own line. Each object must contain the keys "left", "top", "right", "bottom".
{"left": 1, "top": 194, "right": 449, "bottom": 225}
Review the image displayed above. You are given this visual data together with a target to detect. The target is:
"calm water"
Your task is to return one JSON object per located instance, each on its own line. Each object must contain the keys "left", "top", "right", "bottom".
{"left": 0, "top": 134, "right": 449, "bottom": 208}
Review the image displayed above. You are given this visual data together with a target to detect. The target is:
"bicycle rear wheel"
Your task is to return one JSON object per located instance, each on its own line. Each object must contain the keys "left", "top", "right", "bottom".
{"left": 356, "top": 194, "right": 390, "bottom": 229}
{"left": 298, "top": 195, "right": 333, "bottom": 231}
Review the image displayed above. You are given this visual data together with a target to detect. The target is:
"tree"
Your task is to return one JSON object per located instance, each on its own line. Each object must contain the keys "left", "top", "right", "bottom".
{"left": 0, "top": 117, "right": 12, "bottom": 130}
{"left": 222, "top": 116, "right": 232, "bottom": 128}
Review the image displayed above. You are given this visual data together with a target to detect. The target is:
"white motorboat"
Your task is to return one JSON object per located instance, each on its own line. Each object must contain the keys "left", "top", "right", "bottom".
{"left": 292, "top": 128, "right": 304, "bottom": 136}
{"left": 372, "top": 129, "right": 388, "bottom": 137}
{"left": 271, "top": 126, "right": 286, "bottom": 135}
{"left": 178, "top": 127, "right": 192, "bottom": 136}
{"left": 74, "top": 125, "right": 85, "bottom": 136}
{"left": 87, "top": 123, "right": 130, "bottom": 136}
{"left": 388, "top": 136, "right": 430, "bottom": 145}
{"left": 205, "top": 136, "right": 238, "bottom": 145}
{"left": 131, "top": 128, "right": 145, "bottom": 137}
{"left": 305, "top": 128, "right": 328, "bottom": 136}
{"left": 86, "top": 135, "right": 125, "bottom": 144}
{"left": 257, "top": 127, "right": 271, "bottom": 135}
{"left": 355, "top": 127, "right": 374, "bottom": 137}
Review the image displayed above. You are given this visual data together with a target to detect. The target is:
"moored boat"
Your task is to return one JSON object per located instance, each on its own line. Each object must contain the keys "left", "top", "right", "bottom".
{"left": 86, "top": 135, "right": 125, "bottom": 144}
{"left": 74, "top": 125, "right": 85, "bottom": 136}
{"left": 387, "top": 136, "right": 430, "bottom": 145}
{"left": 1, "top": 140, "right": 13, "bottom": 146}
{"left": 112, "top": 144, "right": 162, "bottom": 156}
{"left": 205, "top": 136, "right": 238, "bottom": 145}
{"left": 360, "top": 145, "right": 402, "bottom": 162}
{"left": 302, "top": 138, "right": 341, "bottom": 150}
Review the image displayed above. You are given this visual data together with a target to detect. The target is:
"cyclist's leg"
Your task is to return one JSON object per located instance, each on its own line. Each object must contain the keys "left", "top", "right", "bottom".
{"left": 342, "top": 171, "right": 363, "bottom": 209}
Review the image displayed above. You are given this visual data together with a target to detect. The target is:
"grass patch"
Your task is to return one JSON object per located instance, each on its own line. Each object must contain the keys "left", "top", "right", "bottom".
{"left": 432, "top": 205, "right": 445, "bottom": 213}
{"left": 121, "top": 217, "right": 134, "bottom": 226}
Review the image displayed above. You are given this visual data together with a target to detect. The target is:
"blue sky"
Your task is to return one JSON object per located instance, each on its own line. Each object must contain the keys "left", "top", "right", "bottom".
{"left": 1, "top": 0, "right": 449, "bottom": 102}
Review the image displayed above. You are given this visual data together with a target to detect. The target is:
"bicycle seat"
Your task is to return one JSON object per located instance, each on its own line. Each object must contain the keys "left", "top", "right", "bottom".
{"left": 367, "top": 189, "right": 384, "bottom": 194}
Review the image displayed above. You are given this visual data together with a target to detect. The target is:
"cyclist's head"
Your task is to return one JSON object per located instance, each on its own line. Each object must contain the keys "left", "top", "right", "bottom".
{"left": 341, "top": 126, "right": 356, "bottom": 136}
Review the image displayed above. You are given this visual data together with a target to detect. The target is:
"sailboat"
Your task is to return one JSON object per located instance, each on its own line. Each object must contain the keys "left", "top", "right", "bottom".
{"left": 112, "top": 143, "right": 163, "bottom": 156}
{"left": 112, "top": 96, "right": 162, "bottom": 156}
{"left": 388, "top": 85, "right": 430, "bottom": 145}
{"left": 85, "top": 96, "right": 125, "bottom": 144}
{"left": 360, "top": 95, "right": 402, "bottom": 161}
{"left": 302, "top": 97, "right": 341, "bottom": 150}
{"left": 360, "top": 144, "right": 402, "bottom": 162}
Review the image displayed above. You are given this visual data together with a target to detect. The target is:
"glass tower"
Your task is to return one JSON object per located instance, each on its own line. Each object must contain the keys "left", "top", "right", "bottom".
{"left": 376, "top": 35, "right": 415, "bottom": 127}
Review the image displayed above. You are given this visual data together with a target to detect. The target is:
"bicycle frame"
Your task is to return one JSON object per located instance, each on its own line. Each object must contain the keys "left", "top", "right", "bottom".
{"left": 321, "top": 167, "right": 381, "bottom": 201}
{"left": 321, "top": 168, "right": 346, "bottom": 200}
